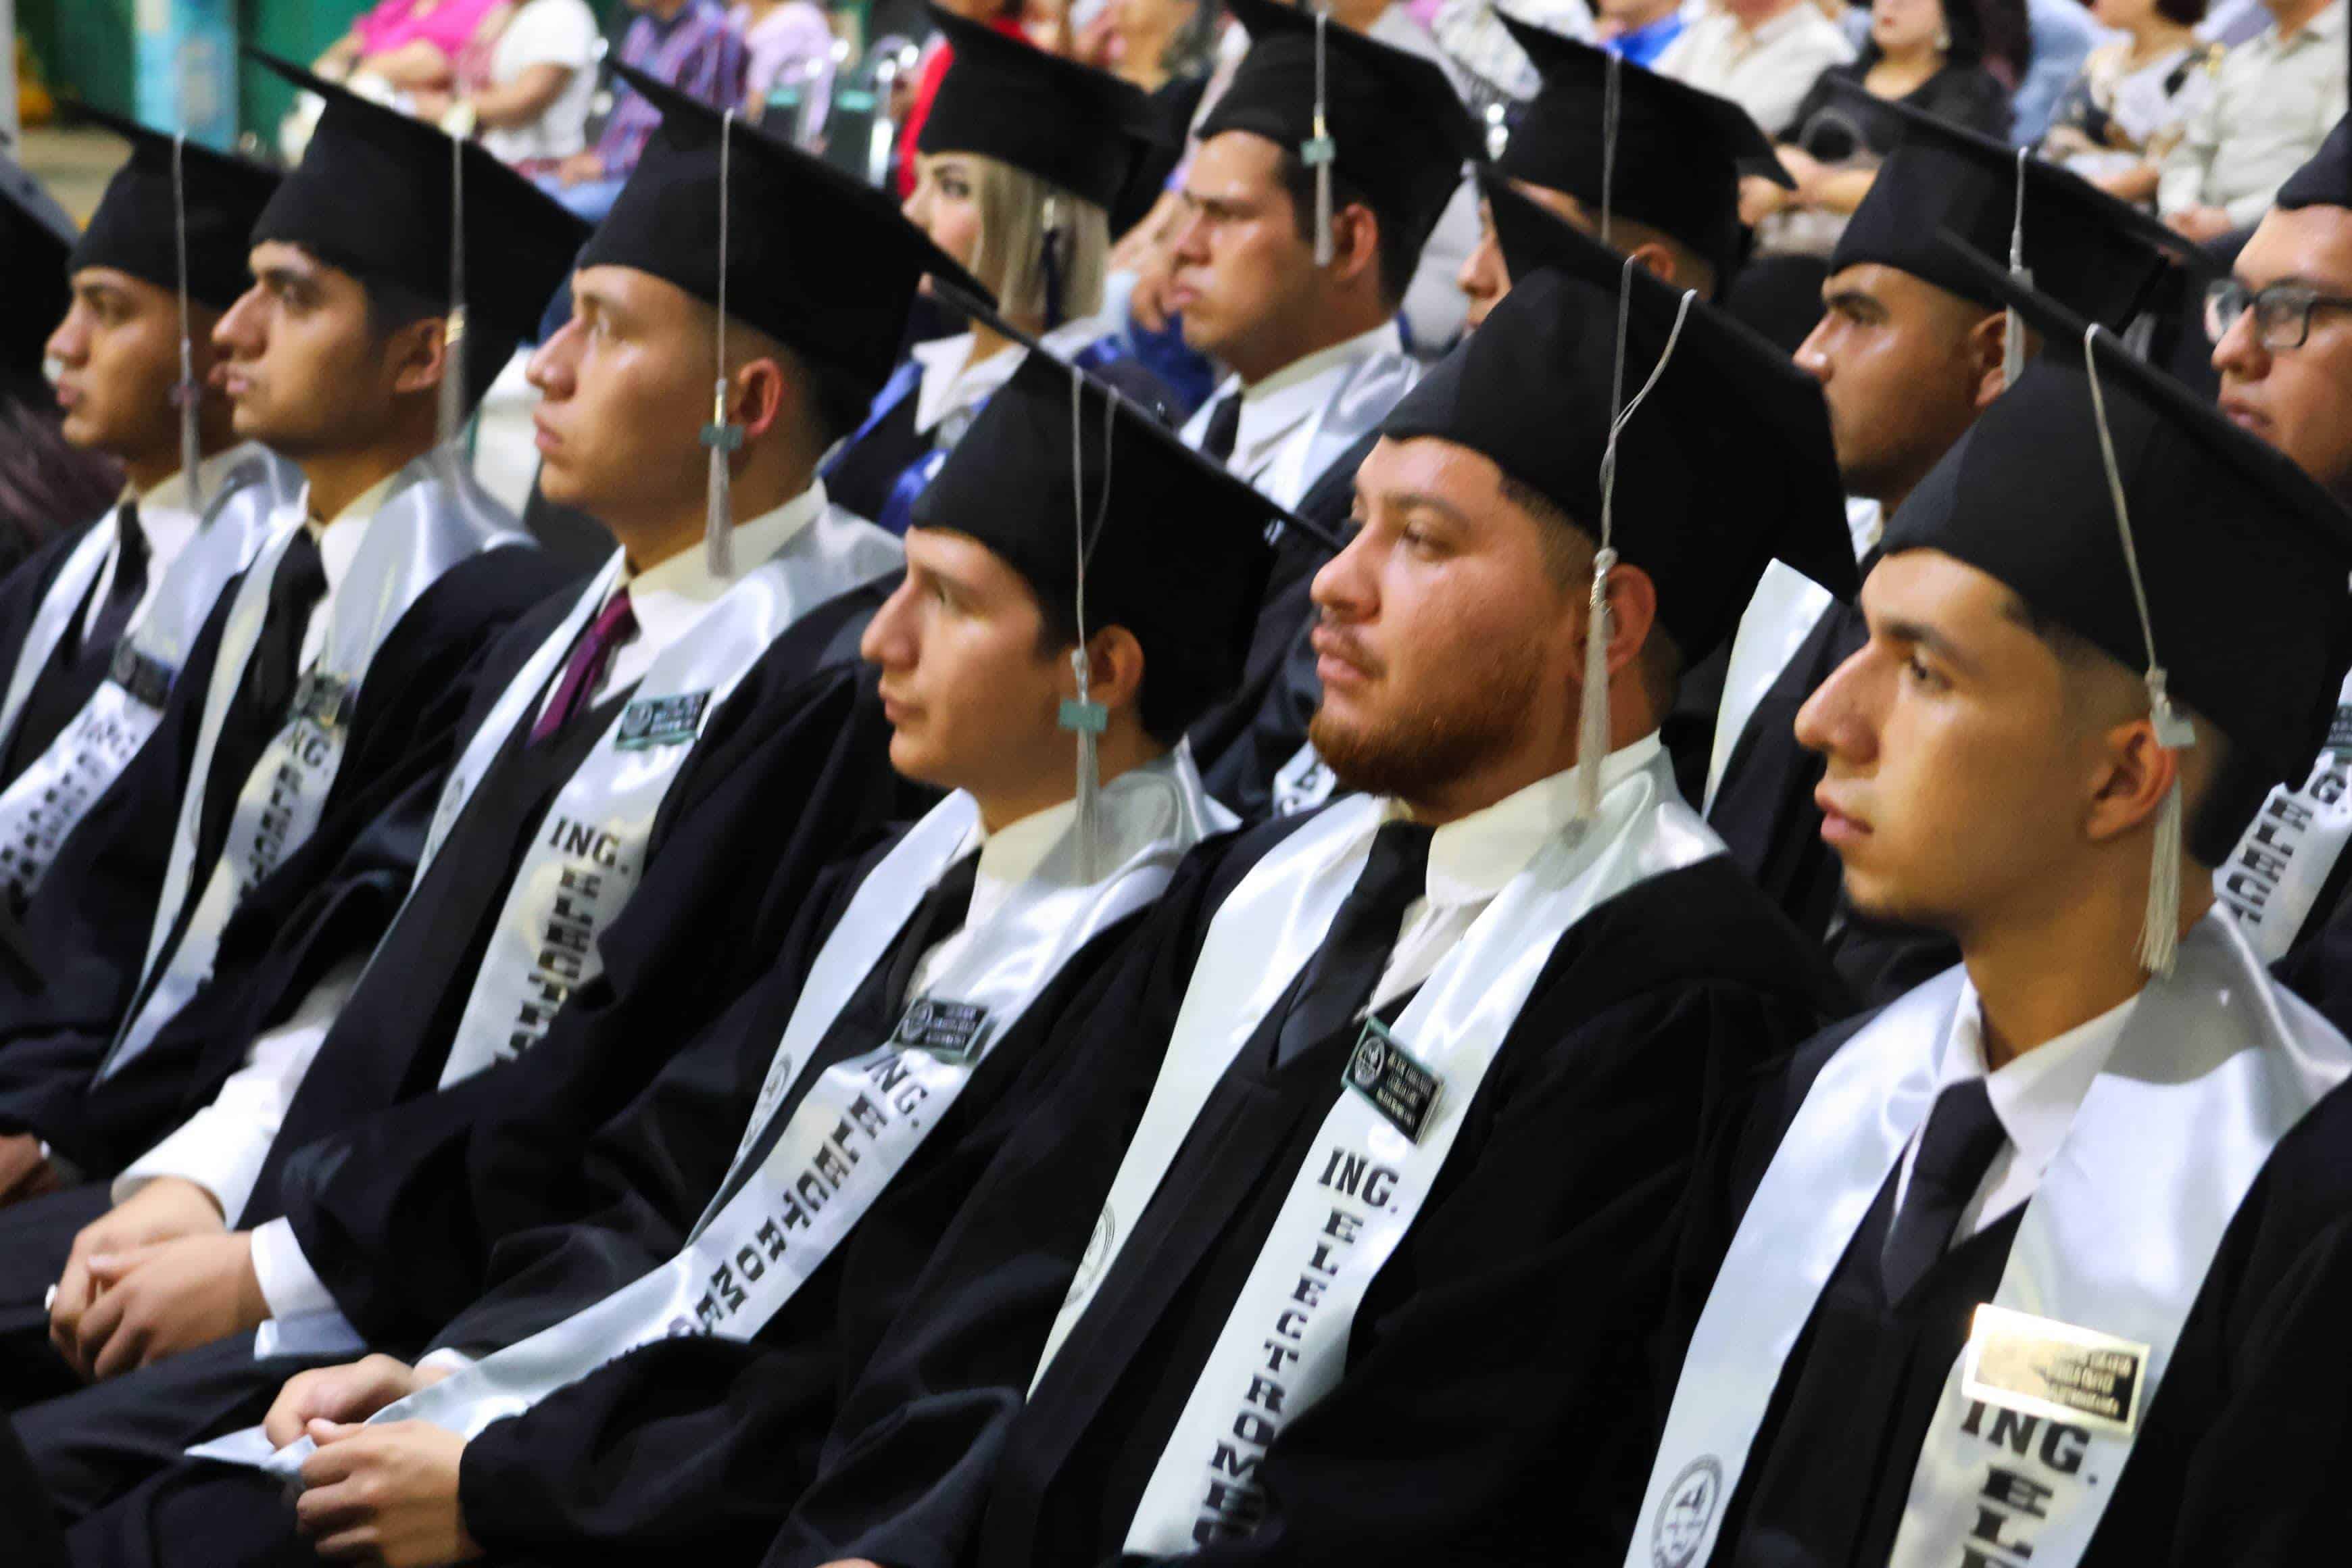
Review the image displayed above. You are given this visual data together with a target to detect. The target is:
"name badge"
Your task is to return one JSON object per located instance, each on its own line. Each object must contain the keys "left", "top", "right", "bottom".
{"left": 109, "top": 644, "right": 175, "bottom": 709}
{"left": 894, "top": 997, "right": 993, "bottom": 1062}
{"left": 1344, "top": 1018, "right": 1441, "bottom": 1143}
{"left": 291, "top": 670, "right": 355, "bottom": 730}
{"left": 616, "top": 691, "right": 710, "bottom": 750}
{"left": 1960, "top": 1302, "right": 2148, "bottom": 1438}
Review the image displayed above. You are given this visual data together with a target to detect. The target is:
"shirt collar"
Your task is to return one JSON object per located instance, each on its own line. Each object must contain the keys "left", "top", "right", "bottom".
{"left": 1223, "top": 320, "right": 1402, "bottom": 461}
{"left": 950, "top": 795, "right": 1079, "bottom": 931}
{"left": 909, "top": 316, "right": 1113, "bottom": 437}
{"left": 137, "top": 443, "right": 262, "bottom": 517}
{"left": 627, "top": 479, "right": 827, "bottom": 606}
{"left": 310, "top": 468, "right": 401, "bottom": 597}
{"left": 1940, "top": 979, "right": 2139, "bottom": 1182}
{"left": 1846, "top": 495, "right": 1884, "bottom": 563}
{"left": 1742, "top": 3, "right": 1819, "bottom": 44}
{"left": 2281, "top": 0, "right": 2346, "bottom": 43}
{"left": 1384, "top": 731, "right": 1666, "bottom": 908}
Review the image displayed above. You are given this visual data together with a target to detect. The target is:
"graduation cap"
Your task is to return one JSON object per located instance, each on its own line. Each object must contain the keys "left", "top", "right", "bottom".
{"left": 1493, "top": 18, "right": 1787, "bottom": 287}
{"left": 246, "top": 49, "right": 589, "bottom": 441}
{"left": 1888, "top": 245, "right": 2352, "bottom": 972}
{"left": 0, "top": 151, "right": 75, "bottom": 385}
{"left": 1830, "top": 84, "right": 2192, "bottom": 332}
{"left": 64, "top": 103, "right": 283, "bottom": 504}
{"left": 582, "top": 62, "right": 989, "bottom": 574}
{"left": 2275, "top": 112, "right": 2352, "bottom": 208}
{"left": 915, "top": 3, "right": 1157, "bottom": 212}
{"left": 914, "top": 283, "right": 1286, "bottom": 870}
{"left": 1380, "top": 250, "right": 1854, "bottom": 810}
{"left": 1197, "top": 0, "right": 1481, "bottom": 266}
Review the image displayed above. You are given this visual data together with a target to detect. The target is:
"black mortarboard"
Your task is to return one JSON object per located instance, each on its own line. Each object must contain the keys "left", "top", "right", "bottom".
{"left": 1494, "top": 19, "right": 1786, "bottom": 286}
{"left": 583, "top": 62, "right": 987, "bottom": 393}
{"left": 913, "top": 302, "right": 1285, "bottom": 740}
{"left": 915, "top": 3, "right": 1156, "bottom": 210}
{"left": 1383, "top": 222, "right": 1855, "bottom": 668}
{"left": 246, "top": 50, "right": 586, "bottom": 348}
{"left": 2276, "top": 112, "right": 2352, "bottom": 208}
{"left": 64, "top": 102, "right": 280, "bottom": 311}
{"left": 1886, "top": 257, "right": 2352, "bottom": 840}
{"left": 1196, "top": 0, "right": 1481, "bottom": 262}
{"left": 0, "top": 152, "right": 74, "bottom": 380}
{"left": 1831, "top": 85, "right": 2190, "bottom": 328}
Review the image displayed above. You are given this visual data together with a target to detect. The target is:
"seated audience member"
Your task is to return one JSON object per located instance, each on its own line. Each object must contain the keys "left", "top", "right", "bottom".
{"left": 1596, "top": 0, "right": 1689, "bottom": 64}
{"left": 1454, "top": 22, "right": 1787, "bottom": 328}
{"left": 539, "top": 0, "right": 748, "bottom": 224}
{"left": 1735, "top": 0, "right": 2013, "bottom": 347}
{"left": 1655, "top": 0, "right": 1857, "bottom": 142}
{"left": 2157, "top": 0, "right": 2345, "bottom": 241}
{"left": 2040, "top": 0, "right": 2222, "bottom": 208}
{"left": 312, "top": 0, "right": 503, "bottom": 96}
{"left": 736, "top": 0, "right": 841, "bottom": 126}
{"left": 0, "top": 158, "right": 122, "bottom": 577}
{"left": 414, "top": 0, "right": 605, "bottom": 178}
{"left": 1704, "top": 99, "right": 2190, "bottom": 1000}
{"left": 1631, "top": 259, "right": 2352, "bottom": 1568}
{"left": 825, "top": 5, "right": 1162, "bottom": 532}
{"left": 2011, "top": 0, "right": 2108, "bottom": 143}
{"left": 64, "top": 337, "right": 1283, "bottom": 1568}
{"left": 758, "top": 255, "right": 1851, "bottom": 1568}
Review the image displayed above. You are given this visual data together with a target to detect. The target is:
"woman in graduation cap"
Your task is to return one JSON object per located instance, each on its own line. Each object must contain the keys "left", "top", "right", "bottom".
{"left": 824, "top": 3, "right": 1176, "bottom": 537}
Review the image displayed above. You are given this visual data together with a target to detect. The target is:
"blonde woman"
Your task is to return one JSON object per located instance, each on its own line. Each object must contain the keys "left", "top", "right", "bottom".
{"left": 825, "top": 3, "right": 1162, "bottom": 532}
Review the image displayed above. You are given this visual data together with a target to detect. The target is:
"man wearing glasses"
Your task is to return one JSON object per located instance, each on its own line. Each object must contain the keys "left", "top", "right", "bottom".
{"left": 2207, "top": 116, "right": 2352, "bottom": 1008}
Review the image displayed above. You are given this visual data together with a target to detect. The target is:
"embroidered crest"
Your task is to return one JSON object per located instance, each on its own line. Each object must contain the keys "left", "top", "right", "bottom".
{"left": 1652, "top": 1456, "right": 1723, "bottom": 1568}
{"left": 615, "top": 690, "right": 711, "bottom": 750}
{"left": 1066, "top": 1206, "right": 1118, "bottom": 1306}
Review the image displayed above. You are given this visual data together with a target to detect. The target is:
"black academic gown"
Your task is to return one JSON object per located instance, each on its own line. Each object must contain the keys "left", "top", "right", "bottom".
{"left": 768, "top": 820, "right": 1846, "bottom": 1568}
{"left": 1187, "top": 433, "right": 1373, "bottom": 821}
{"left": 1672, "top": 1011, "right": 2352, "bottom": 1568}
{"left": 63, "top": 820, "right": 1201, "bottom": 1567}
{"left": 0, "top": 542, "right": 574, "bottom": 1173}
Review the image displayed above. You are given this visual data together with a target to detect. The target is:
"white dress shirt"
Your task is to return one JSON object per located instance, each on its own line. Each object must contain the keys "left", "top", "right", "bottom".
{"left": 78, "top": 444, "right": 265, "bottom": 645}
{"left": 1894, "top": 981, "right": 2139, "bottom": 1244}
{"left": 1654, "top": 1, "right": 1858, "bottom": 138}
{"left": 2158, "top": 0, "right": 2347, "bottom": 224}
{"left": 1181, "top": 321, "right": 1405, "bottom": 510}
{"left": 129, "top": 486, "right": 829, "bottom": 1320}
{"left": 1370, "top": 733, "right": 1665, "bottom": 1012}
{"left": 905, "top": 317, "right": 1111, "bottom": 447}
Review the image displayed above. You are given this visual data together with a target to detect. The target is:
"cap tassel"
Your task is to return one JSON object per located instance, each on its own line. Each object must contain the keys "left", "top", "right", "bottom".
{"left": 2003, "top": 147, "right": 2030, "bottom": 391}
{"left": 2082, "top": 322, "right": 2195, "bottom": 977}
{"left": 1306, "top": 7, "right": 1336, "bottom": 268}
{"left": 1041, "top": 196, "right": 1068, "bottom": 331}
{"left": 439, "top": 132, "right": 468, "bottom": 449}
{"left": 1058, "top": 372, "right": 1117, "bottom": 880}
{"left": 170, "top": 135, "right": 206, "bottom": 511}
{"left": 700, "top": 111, "right": 745, "bottom": 577}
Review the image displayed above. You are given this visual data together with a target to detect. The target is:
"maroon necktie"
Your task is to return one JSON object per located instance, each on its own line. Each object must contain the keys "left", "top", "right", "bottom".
{"left": 530, "top": 588, "right": 637, "bottom": 745}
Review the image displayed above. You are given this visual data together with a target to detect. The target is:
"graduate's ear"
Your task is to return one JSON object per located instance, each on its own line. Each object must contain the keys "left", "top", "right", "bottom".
{"left": 1597, "top": 559, "right": 1660, "bottom": 685}
{"left": 1968, "top": 310, "right": 2022, "bottom": 409}
{"left": 383, "top": 314, "right": 454, "bottom": 402}
{"left": 728, "top": 356, "right": 791, "bottom": 445}
{"left": 1077, "top": 624, "right": 1148, "bottom": 722}
{"left": 2084, "top": 713, "right": 2184, "bottom": 845}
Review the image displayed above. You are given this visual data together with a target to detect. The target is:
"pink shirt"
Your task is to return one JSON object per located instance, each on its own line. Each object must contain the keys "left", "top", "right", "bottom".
{"left": 351, "top": 0, "right": 504, "bottom": 59}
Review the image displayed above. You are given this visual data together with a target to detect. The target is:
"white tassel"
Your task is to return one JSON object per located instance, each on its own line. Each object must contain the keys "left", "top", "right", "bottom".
{"left": 704, "top": 380, "right": 738, "bottom": 579}
{"left": 2004, "top": 149, "right": 2030, "bottom": 390}
{"left": 1308, "top": 8, "right": 1334, "bottom": 268}
{"left": 177, "top": 372, "right": 203, "bottom": 512}
{"left": 2138, "top": 672, "right": 2197, "bottom": 977}
{"left": 170, "top": 136, "right": 206, "bottom": 511}
{"left": 1576, "top": 547, "right": 1615, "bottom": 823}
{"left": 1067, "top": 648, "right": 1104, "bottom": 882}
{"left": 437, "top": 308, "right": 468, "bottom": 450}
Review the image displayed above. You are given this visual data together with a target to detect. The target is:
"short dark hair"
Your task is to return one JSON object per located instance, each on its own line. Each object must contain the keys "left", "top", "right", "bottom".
{"left": 2155, "top": 0, "right": 2207, "bottom": 25}
{"left": 799, "top": 353, "right": 884, "bottom": 451}
{"left": 1274, "top": 151, "right": 1417, "bottom": 314}
{"left": 358, "top": 270, "right": 510, "bottom": 413}
{"left": 1033, "top": 595, "right": 1200, "bottom": 749}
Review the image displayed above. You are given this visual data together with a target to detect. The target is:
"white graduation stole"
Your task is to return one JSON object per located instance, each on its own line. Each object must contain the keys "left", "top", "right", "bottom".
{"left": 101, "top": 452, "right": 532, "bottom": 1081}
{"left": 1627, "top": 913, "right": 2352, "bottom": 1568}
{"left": 0, "top": 449, "right": 296, "bottom": 902}
{"left": 191, "top": 751, "right": 1230, "bottom": 1471}
{"left": 1233, "top": 343, "right": 1419, "bottom": 512}
{"left": 1026, "top": 746, "right": 1722, "bottom": 1556}
{"left": 0, "top": 514, "right": 118, "bottom": 762}
{"left": 411, "top": 507, "right": 902, "bottom": 1087}
{"left": 1704, "top": 560, "right": 1833, "bottom": 816}
{"left": 2214, "top": 664, "right": 2352, "bottom": 962}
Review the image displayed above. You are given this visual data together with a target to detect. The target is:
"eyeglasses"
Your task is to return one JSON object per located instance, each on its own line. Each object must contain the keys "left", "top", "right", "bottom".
{"left": 2204, "top": 278, "right": 2352, "bottom": 350}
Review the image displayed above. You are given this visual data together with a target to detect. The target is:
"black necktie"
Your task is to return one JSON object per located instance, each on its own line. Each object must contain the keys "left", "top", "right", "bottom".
{"left": 1881, "top": 1079, "right": 2007, "bottom": 1304}
{"left": 1275, "top": 820, "right": 1435, "bottom": 1067}
{"left": 247, "top": 529, "right": 328, "bottom": 722}
{"left": 1199, "top": 391, "right": 1244, "bottom": 466}
{"left": 82, "top": 503, "right": 149, "bottom": 658}
{"left": 880, "top": 850, "right": 984, "bottom": 1019}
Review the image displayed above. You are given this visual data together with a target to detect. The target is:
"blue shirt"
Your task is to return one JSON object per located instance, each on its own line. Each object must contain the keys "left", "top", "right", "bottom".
{"left": 1604, "top": 11, "right": 1688, "bottom": 68}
